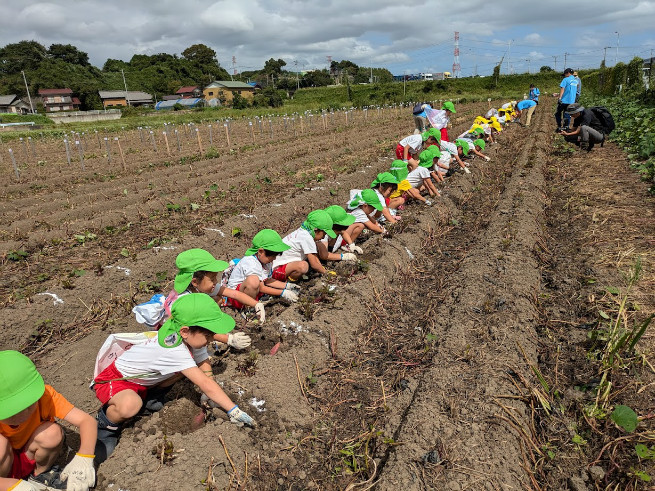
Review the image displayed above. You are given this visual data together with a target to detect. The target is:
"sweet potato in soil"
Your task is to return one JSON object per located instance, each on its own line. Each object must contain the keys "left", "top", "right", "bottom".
{"left": 0, "top": 103, "right": 653, "bottom": 490}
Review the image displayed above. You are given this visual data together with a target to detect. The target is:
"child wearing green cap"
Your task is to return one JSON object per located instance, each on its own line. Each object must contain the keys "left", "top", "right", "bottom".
{"left": 1, "top": 350, "right": 97, "bottom": 491}
{"left": 388, "top": 161, "right": 425, "bottom": 209}
{"left": 225, "top": 229, "right": 300, "bottom": 307}
{"left": 370, "top": 172, "right": 400, "bottom": 224}
{"left": 317, "top": 206, "right": 361, "bottom": 261}
{"left": 438, "top": 139, "right": 468, "bottom": 175}
{"left": 406, "top": 147, "right": 440, "bottom": 201}
{"left": 425, "top": 101, "right": 456, "bottom": 141}
{"left": 345, "top": 188, "right": 386, "bottom": 237}
{"left": 270, "top": 210, "right": 337, "bottom": 281}
{"left": 94, "top": 294, "right": 255, "bottom": 463}
{"left": 395, "top": 133, "right": 423, "bottom": 168}
{"left": 459, "top": 137, "right": 491, "bottom": 162}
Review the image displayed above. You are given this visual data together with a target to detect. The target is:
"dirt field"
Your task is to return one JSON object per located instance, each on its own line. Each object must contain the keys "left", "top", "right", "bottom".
{"left": 1, "top": 102, "right": 653, "bottom": 490}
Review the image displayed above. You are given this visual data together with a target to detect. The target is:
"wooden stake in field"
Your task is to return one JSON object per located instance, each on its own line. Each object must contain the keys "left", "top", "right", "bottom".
{"left": 95, "top": 130, "right": 101, "bottom": 149}
{"left": 104, "top": 137, "right": 112, "bottom": 164}
{"left": 75, "top": 140, "right": 85, "bottom": 170}
{"left": 224, "top": 123, "right": 230, "bottom": 147}
{"left": 195, "top": 128, "right": 203, "bottom": 154}
{"left": 19, "top": 138, "right": 28, "bottom": 162}
{"left": 138, "top": 126, "right": 144, "bottom": 143}
{"left": 175, "top": 129, "right": 181, "bottom": 152}
{"left": 27, "top": 137, "right": 36, "bottom": 160}
{"left": 115, "top": 137, "right": 127, "bottom": 171}
{"left": 8, "top": 148, "right": 20, "bottom": 180}
{"left": 150, "top": 131, "right": 157, "bottom": 152}
{"left": 249, "top": 121, "right": 254, "bottom": 142}
{"left": 208, "top": 124, "right": 213, "bottom": 146}
{"left": 63, "top": 139, "right": 71, "bottom": 165}
{"left": 163, "top": 131, "right": 171, "bottom": 157}
{"left": 269, "top": 119, "right": 273, "bottom": 139}
{"left": 300, "top": 116, "right": 303, "bottom": 134}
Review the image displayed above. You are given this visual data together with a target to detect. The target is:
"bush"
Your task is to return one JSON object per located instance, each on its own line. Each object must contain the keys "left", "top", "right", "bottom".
{"left": 231, "top": 93, "right": 250, "bottom": 109}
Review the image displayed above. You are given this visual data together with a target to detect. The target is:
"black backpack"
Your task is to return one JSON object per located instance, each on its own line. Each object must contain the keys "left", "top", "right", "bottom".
{"left": 589, "top": 106, "right": 615, "bottom": 135}
{"left": 412, "top": 102, "right": 424, "bottom": 115}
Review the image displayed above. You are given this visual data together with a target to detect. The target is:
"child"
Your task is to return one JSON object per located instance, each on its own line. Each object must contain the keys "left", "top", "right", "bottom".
{"left": 134, "top": 248, "right": 262, "bottom": 333}
{"left": 226, "top": 229, "right": 300, "bottom": 306}
{"left": 370, "top": 172, "right": 400, "bottom": 224}
{"left": 395, "top": 132, "right": 423, "bottom": 168}
{"left": 94, "top": 294, "right": 255, "bottom": 463}
{"left": 317, "top": 206, "right": 361, "bottom": 261}
{"left": 455, "top": 139, "right": 473, "bottom": 169}
{"left": 421, "top": 128, "right": 441, "bottom": 149}
{"left": 440, "top": 139, "right": 469, "bottom": 174}
{"left": 459, "top": 137, "right": 491, "bottom": 161}
{"left": 1, "top": 350, "right": 97, "bottom": 491}
{"left": 456, "top": 126, "right": 484, "bottom": 141}
{"left": 425, "top": 101, "right": 456, "bottom": 141}
{"left": 407, "top": 147, "right": 441, "bottom": 197}
{"left": 345, "top": 188, "right": 385, "bottom": 238}
{"left": 270, "top": 210, "right": 337, "bottom": 281}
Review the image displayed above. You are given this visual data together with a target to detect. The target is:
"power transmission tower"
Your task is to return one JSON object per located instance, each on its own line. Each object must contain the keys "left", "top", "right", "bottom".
{"left": 452, "top": 32, "right": 461, "bottom": 78}
{"left": 231, "top": 56, "right": 236, "bottom": 81}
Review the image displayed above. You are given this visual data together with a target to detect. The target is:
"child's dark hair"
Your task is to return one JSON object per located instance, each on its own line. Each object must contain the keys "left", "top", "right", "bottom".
{"left": 380, "top": 182, "right": 398, "bottom": 193}
{"left": 332, "top": 223, "right": 348, "bottom": 232}
{"left": 263, "top": 249, "right": 282, "bottom": 257}
{"left": 193, "top": 270, "right": 212, "bottom": 281}
{"left": 188, "top": 325, "right": 214, "bottom": 337}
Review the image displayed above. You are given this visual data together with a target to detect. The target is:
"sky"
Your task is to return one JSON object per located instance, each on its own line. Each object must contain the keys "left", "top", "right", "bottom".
{"left": 1, "top": 0, "right": 654, "bottom": 77}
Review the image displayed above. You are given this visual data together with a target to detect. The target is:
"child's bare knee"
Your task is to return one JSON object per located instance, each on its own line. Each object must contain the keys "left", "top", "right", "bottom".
{"left": 32, "top": 422, "right": 64, "bottom": 450}
{"left": 299, "top": 262, "right": 309, "bottom": 274}
{"left": 243, "top": 275, "right": 260, "bottom": 292}
{"left": 0, "top": 435, "right": 12, "bottom": 477}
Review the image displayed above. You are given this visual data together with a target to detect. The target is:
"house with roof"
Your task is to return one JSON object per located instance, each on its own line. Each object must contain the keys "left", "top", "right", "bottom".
{"left": 37, "top": 88, "right": 80, "bottom": 112}
{"left": 203, "top": 81, "right": 255, "bottom": 104}
{"left": 0, "top": 95, "right": 31, "bottom": 114}
{"left": 176, "top": 86, "right": 202, "bottom": 99}
{"left": 98, "top": 90, "right": 153, "bottom": 108}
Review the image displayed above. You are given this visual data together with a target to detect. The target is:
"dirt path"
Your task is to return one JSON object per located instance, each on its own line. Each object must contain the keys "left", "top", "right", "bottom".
{"left": 2, "top": 101, "right": 653, "bottom": 490}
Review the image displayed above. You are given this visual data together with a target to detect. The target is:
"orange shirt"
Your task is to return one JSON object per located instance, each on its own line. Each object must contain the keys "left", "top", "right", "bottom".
{"left": 0, "top": 385, "right": 74, "bottom": 450}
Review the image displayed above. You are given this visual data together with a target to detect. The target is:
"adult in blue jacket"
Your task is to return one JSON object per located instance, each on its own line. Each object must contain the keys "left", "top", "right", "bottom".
{"left": 516, "top": 99, "right": 537, "bottom": 126}
{"left": 555, "top": 68, "right": 578, "bottom": 130}
{"left": 529, "top": 84, "right": 540, "bottom": 103}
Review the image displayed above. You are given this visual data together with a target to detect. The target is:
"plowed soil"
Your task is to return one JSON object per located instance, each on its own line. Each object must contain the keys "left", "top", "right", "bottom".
{"left": 1, "top": 102, "right": 653, "bottom": 490}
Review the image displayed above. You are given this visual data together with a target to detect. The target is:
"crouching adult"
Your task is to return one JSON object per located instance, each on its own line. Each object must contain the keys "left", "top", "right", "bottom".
{"left": 559, "top": 103, "right": 605, "bottom": 151}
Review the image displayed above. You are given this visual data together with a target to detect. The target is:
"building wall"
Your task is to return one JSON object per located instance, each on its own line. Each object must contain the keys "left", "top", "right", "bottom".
{"left": 102, "top": 98, "right": 127, "bottom": 108}
{"left": 203, "top": 87, "right": 254, "bottom": 103}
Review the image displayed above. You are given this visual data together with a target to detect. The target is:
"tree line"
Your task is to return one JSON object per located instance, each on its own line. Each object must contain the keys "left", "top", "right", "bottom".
{"left": 0, "top": 41, "right": 392, "bottom": 110}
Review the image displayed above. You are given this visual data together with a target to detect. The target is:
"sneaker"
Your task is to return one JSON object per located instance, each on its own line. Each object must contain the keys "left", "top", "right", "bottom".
{"left": 28, "top": 466, "right": 66, "bottom": 490}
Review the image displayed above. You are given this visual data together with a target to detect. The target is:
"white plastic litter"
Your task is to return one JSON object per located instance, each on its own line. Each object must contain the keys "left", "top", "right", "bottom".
{"left": 37, "top": 292, "right": 64, "bottom": 305}
{"left": 105, "top": 265, "right": 131, "bottom": 276}
{"left": 250, "top": 397, "right": 267, "bottom": 412}
{"left": 405, "top": 247, "right": 415, "bottom": 260}
{"left": 204, "top": 228, "right": 226, "bottom": 237}
{"left": 238, "top": 214, "right": 257, "bottom": 219}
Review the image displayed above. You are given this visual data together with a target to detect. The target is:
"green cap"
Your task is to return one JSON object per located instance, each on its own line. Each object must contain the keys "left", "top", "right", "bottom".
{"left": 474, "top": 139, "right": 486, "bottom": 151}
{"left": 442, "top": 101, "right": 456, "bottom": 113}
{"left": 418, "top": 146, "right": 441, "bottom": 167}
{"left": 158, "top": 293, "right": 235, "bottom": 348}
{"left": 371, "top": 172, "right": 399, "bottom": 188}
{"left": 471, "top": 127, "right": 484, "bottom": 135}
{"left": 0, "top": 350, "right": 46, "bottom": 419}
{"left": 245, "top": 229, "right": 291, "bottom": 256}
{"left": 324, "top": 205, "right": 356, "bottom": 226}
{"left": 390, "top": 167, "right": 409, "bottom": 182}
{"left": 390, "top": 159, "right": 408, "bottom": 170}
{"left": 349, "top": 188, "right": 383, "bottom": 211}
{"left": 421, "top": 128, "right": 441, "bottom": 142}
{"left": 455, "top": 139, "right": 470, "bottom": 156}
{"left": 303, "top": 209, "right": 337, "bottom": 239}
{"left": 174, "top": 249, "right": 229, "bottom": 294}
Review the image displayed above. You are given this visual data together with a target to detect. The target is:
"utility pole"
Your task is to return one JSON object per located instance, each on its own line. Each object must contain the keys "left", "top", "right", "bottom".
{"left": 564, "top": 52, "right": 568, "bottom": 68}
{"left": 121, "top": 69, "right": 130, "bottom": 106}
{"left": 603, "top": 47, "right": 610, "bottom": 66}
{"left": 507, "top": 40, "right": 512, "bottom": 74}
{"left": 525, "top": 58, "right": 531, "bottom": 74}
{"left": 552, "top": 55, "right": 558, "bottom": 72}
{"left": 615, "top": 32, "right": 620, "bottom": 64}
{"left": 403, "top": 71, "right": 407, "bottom": 96}
{"left": 294, "top": 60, "right": 299, "bottom": 90}
{"left": 21, "top": 70, "right": 35, "bottom": 114}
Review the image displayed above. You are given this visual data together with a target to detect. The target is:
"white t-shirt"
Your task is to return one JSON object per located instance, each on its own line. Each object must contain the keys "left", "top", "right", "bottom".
{"left": 407, "top": 166, "right": 431, "bottom": 187}
{"left": 440, "top": 140, "right": 457, "bottom": 156}
{"left": 320, "top": 235, "right": 344, "bottom": 253}
{"left": 461, "top": 138, "right": 475, "bottom": 152}
{"left": 271, "top": 227, "right": 317, "bottom": 269}
{"left": 227, "top": 255, "right": 271, "bottom": 289}
{"left": 437, "top": 152, "right": 451, "bottom": 170}
{"left": 115, "top": 336, "right": 208, "bottom": 387}
{"left": 349, "top": 208, "right": 371, "bottom": 224}
{"left": 373, "top": 189, "right": 387, "bottom": 209}
{"left": 399, "top": 134, "right": 423, "bottom": 153}
{"left": 485, "top": 109, "right": 498, "bottom": 118}
{"left": 501, "top": 102, "right": 512, "bottom": 110}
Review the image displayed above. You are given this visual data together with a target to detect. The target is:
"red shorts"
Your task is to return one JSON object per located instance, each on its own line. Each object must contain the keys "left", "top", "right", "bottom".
{"left": 440, "top": 128, "right": 449, "bottom": 142}
{"left": 395, "top": 144, "right": 405, "bottom": 160}
{"left": 10, "top": 449, "right": 36, "bottom": 479}
{"left": 225, "top": 283, "right": 262, "bottom": 310}
{"left": 271, "top": 264, "right": 288, "bottom": 282}
{"left": 93, "top": 362, "right": 148, "bottom": 405}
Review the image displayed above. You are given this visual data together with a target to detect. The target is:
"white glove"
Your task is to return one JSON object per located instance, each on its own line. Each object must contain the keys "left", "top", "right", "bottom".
{"left": 227, "top": 405, "right": 256, "bottom": 427}
{"left": 380, "top": 226, "right": 387, "bottom": 235}
{"left": 61, "top": 454, "right": 96, "bottom": 491}
{"left": 464, "top": 167, "right": 471, "bottom": 174}
{"left": 227, "top": 332, "right": 251, "bottom": 350}
{"left": 424, "top": 199, "right": 432, "bottom": 206}
{"left": 8, "top": 481, "right": 39, "bottom": 491}
{"left": 346, "top": 244, "right": 364, "bottom": 254}
{"left": 484, "top": 156, "right": 491, "bottom": 162}
{"left": 341, "top": 252, "right": 357, "bottom": 262}
{"left": 285, "top": 282, "right": 301, "bottom": 293}
{"left": 280, "top": 288, "right": 299, "bottom": 303}
{"left": 254, "top": 302, "right": 265, "bottom": 323}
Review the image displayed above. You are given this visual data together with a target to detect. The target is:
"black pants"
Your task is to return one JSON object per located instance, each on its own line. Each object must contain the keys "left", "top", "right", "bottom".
{"left": 555, "top": 102, "right": 571, "bottom": 128}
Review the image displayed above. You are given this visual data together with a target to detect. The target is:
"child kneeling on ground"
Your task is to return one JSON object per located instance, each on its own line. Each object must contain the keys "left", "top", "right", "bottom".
{"left": 270, "top": 210, "right": 337, "bottom": 281}
{"left": 94, "top": 293, "right": 255, "bottom": 463}
{"left": 226, "top": 229, "right": 300, "bottom": 306}
{"left": 345, "top": 188, "right": 385, "bottom": 238}
{"left": 317, "top": 205, "right": 362, "bottom": 261}
{"left": 407, "top": 147, "right": 441, "bottom": 199}
{"left": 1, "top": 350, "right": 97, "bottom": 491}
